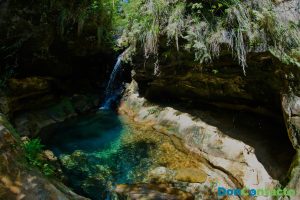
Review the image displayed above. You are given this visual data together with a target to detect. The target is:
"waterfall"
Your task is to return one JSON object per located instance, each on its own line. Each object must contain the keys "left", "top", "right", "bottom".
{"left": 100, "top": 55, "right": 123, "bottom": 110}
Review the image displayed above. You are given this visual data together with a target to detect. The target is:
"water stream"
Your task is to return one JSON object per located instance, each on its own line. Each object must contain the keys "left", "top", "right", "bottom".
{"left": 101, "top": 55, "right": 123, "bottom": 110}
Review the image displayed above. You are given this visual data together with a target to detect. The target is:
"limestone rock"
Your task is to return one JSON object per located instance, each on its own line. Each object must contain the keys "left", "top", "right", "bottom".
{"left": 282, "top": 94, "right": 300, "bottom": 149}
{"left": 174, "top": 168, "right": 207, "bottom": 183}
{"left": 119, "top": 80, "right": 279, "bottom": 200}
{"left": 114, "top": 183, "right": 194, "bottom": 200}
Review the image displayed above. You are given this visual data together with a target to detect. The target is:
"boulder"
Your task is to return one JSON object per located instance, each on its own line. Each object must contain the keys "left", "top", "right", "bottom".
{"left": 282, "top": 94, "right": 300, "bottom": 149}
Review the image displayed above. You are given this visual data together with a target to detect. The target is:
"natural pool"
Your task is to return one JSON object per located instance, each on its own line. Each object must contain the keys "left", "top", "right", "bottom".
{"left": 41, "top": 110, "right": 156, "bottom": 200}
{"left": 39, "top": 105, "right": 295, "bottom": 200}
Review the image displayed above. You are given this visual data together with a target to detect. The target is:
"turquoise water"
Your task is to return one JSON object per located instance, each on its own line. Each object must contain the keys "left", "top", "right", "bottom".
{"left": 41, "top": 110, "right": 155, "bottom": 200}
{"left": 43, "top": 111, "right": 123, "bottom": 155}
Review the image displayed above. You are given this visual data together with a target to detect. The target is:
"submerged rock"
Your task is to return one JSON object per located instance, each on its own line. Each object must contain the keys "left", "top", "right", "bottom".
{"left": 114, "top": 183, "right": 194, "bottom": 200}
{"left": 174, "top": 168, "right": 207, "bottom": 183}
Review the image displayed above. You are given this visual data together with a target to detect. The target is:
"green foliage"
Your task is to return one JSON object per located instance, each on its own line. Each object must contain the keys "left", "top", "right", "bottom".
{"left": 23, "top": 138, "right": 44, "bottom": 160}
{"left": 55, "top": 0, "right": 118, "bottom": 46}
{"left": 22, "top": 138, "right": 55, "bottom": 176}
{"left": 118, "top": 0, "right": 300, "bottom": 74}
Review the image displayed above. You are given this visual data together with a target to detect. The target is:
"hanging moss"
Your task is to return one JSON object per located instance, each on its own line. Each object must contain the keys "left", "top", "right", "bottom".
{"left": 117, "top": 0, "right": 300, "bottom": 74}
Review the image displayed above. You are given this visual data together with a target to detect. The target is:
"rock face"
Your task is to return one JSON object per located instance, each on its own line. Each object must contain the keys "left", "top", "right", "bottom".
{"left": 0, "top": 76, "right": 100, "bottom": 137}
{"left": 281, "top": 93, "right": 300, "bottom": 200}
{"left": 0, "top": 76, "right": 102, "bottom": 118}
{"left": 119, "top": 80, "right": 280, "bottom": 200}
{"left": 282, "top": 94, "right": 300, "bottom": 150}
{"left": 13, "top": 94, "right": 100, "bottom": 137}
{"left": 133, "top": 52, "right": 300, "bottom": 117}
{"left": 0, "top": 114, "right": 88, "bottom": 200}
{"left": 0, "top": 77, "right": 54, "bottom": 115}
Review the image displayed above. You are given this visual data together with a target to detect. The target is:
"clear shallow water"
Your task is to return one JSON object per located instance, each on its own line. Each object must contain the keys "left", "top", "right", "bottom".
{"left": 41, "top": 110, "right": 155, "bottom": 200}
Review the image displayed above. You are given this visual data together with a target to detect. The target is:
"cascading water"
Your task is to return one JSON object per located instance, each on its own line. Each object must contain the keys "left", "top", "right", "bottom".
{"left": 101, "top": 55, "right": 123, "bottom": 109}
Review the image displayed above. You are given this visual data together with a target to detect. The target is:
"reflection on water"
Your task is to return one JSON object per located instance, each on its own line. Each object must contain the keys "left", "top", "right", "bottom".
{"left": 41, "top": 110, "right": 155, "bottom": 200}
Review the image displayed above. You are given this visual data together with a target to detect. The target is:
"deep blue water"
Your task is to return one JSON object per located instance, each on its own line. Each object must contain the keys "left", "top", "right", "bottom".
{"left": 41, "top": 110, "right": 154, "bottom": 200}
{"left": 43, "top": 110, "right": 123, "bottom": 155}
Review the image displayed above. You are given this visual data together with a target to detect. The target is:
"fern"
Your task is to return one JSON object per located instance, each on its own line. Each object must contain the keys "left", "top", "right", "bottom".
{"left": 22, "top": 138, "right": 55, "bottom": 176}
